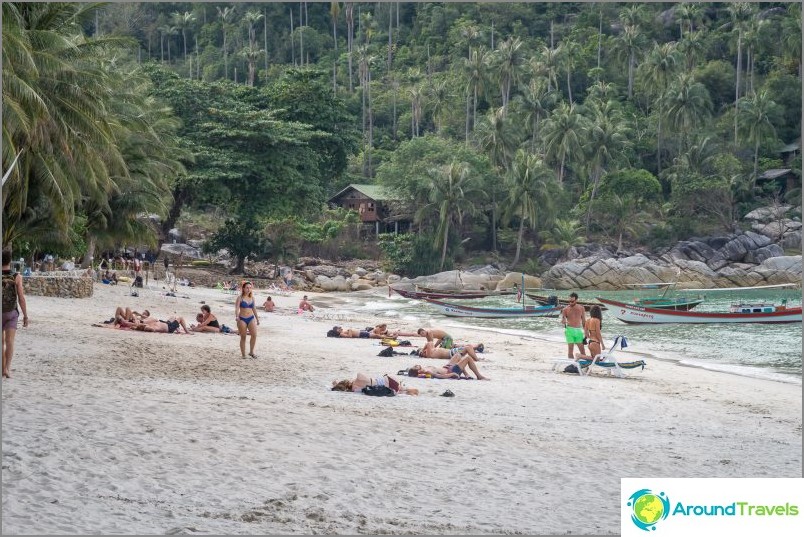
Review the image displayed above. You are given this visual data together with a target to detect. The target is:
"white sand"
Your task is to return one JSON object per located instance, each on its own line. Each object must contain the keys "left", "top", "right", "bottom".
{"left": 2, "top": 283, "right": 801, "bottom": 534}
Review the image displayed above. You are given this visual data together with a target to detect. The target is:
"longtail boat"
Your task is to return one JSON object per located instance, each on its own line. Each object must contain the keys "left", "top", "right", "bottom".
{"left": 525, "top": 294, "right": 606, "bottom": 311}
{"left": 598, "top": 283, "right": 802, "bottom": 324}
{"left": 392, "top": 287, "right": 515, "bottom": 300}
{"left": 421, "top": 297, "right": 561, "bottom": 318}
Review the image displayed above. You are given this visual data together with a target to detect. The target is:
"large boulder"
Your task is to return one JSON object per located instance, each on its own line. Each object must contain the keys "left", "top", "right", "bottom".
{"left": 406, "top": 269, "right": 502, "bottom": 290}
{"left": 495, "top": 272, "right": 542, "bottom": 291}
{"left": 314, "top": 274, "right": 351, "bottom": 292}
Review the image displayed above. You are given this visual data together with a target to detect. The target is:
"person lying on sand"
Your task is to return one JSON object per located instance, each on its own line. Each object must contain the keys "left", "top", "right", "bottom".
{"left": 331, "top": 373, "right": 419, "bottom": 395}
{"left": 327, "top": 326, "right": 382, "bottom": 339}
{"left": 416, "top": 328, "right": 484, "bottom": 352}
{"left": 112, "top": 306, "right": 150, "bottom": 324}
{"left": 370, "top": 323, "right": 419, "bottom": 338}
{"left": 117, "top": 316, "right": 193, "bottom": 334}
{"left": 415, "top": 342, "right": 490, "bottom": 380}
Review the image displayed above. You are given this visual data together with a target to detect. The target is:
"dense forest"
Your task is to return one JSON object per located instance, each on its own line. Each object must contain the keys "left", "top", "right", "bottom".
{"left": 2, "top": 2, "right": 801, "bottom": 275}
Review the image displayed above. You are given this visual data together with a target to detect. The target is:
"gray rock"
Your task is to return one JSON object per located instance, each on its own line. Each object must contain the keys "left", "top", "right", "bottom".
{"left": 782, "top": 230, "right": 802, "bottom": 250}
{"left": 744, "top": 205, "right": 792, "bottom": 222}
{"left": 351, "top": 279, "right": 375, "bottom": 291}
{"left": 354, "top": 267, "right": 368, "bottom": 277}
{"left": 745, "top": 244, "right": 784, "bottom": 264}
{"left": 387, "top": 274, "right": 402, "bottom": 284}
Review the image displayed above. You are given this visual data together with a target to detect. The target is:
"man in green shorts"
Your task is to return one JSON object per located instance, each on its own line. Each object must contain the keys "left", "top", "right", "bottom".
{"left": 561, "top": 292, "right": 586, "bottom": 359}
{"left": 416, "top": 327, "right": 453, "bottom": 349}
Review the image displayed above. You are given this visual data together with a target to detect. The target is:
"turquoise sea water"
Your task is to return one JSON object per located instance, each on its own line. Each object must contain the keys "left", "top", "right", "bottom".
{"left": 342, "top": 287, "right": 803, "bottom": 385}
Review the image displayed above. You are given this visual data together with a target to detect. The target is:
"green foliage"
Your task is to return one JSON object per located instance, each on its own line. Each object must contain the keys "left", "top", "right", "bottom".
{"left": 540, "top": 219, "right": 586, "bottom": 251}
{"left": 203, "top": 216, "right": 263, "bottom": 272}
{"left": 377, "top": 232, "right": 447, "bottom": 277}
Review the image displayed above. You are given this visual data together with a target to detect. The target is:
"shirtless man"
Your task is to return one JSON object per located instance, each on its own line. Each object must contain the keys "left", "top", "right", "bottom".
{"left": 409, "top": 344, "right": 490, "bottom": 380}
{"left": 416, "top": 327, "right": 454, "bottom": 348}
{"left": 298, "top": 295, "right": 315, "bottom": 313}
{"left": 561, "top": 292, "right": 586, "bottom": 359}
{"left": 118, "top": 316, "right": 192, "bottom": 334}
{"left": 329, "top": 326, "right": 372, "bottom": 338}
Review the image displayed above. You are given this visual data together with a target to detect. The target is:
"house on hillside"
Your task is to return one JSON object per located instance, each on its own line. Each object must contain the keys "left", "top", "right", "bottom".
{"left": 327, "top": 184, "right": 413, "bottom": 236}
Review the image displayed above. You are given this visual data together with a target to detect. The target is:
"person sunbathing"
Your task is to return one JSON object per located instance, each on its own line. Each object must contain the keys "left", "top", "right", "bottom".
{"left": 371, "top": 323, "right": 419, "bottom": 338}
{"left": 417, "top": 327, "right": 484, "bottom": 352}
{"left": 113, "top": 307, "right": 151, "bottom": 325}
{"left": 415, "top": 342, "right": 490, "bottom": 380}
{"left": 118, "top": 316, "right": 192, "bottom": 334}
{"left": 327, "top": 326, "right": 378, "bottom": 338}
{"left": 331, "top": 373, "right": 419, "bottom": 395}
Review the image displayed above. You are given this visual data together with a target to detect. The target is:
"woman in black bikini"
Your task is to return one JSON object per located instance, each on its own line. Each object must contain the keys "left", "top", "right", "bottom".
{"left": 577, "top": 305, "right": 605, "bottom": 360}
{"left": 235, "top": 281, "right": 260, "bottom": 359}
{"left": 193, "top": 305, "right": 221, "bottom": 333}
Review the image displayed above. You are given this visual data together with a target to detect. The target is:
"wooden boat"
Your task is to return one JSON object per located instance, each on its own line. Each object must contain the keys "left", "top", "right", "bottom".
{"left": 422, "top": 297, "right": 561, "bottom": 318}
{"left": 624, "top": 283, "right": 704, "bottom": 311}
{"left": 525, "top": 293, "right": 606, "bottom": 311}
{"left": 597, "top": 297, "right": 802, "bottom": 324}
{"left": 393, "top": 287, "right": 515, "bottom": 300}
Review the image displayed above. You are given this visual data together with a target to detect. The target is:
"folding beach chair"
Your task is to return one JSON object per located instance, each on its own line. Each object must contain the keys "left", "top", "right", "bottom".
{"left": 553, "top": 336, "right": 646, "bottom": 378}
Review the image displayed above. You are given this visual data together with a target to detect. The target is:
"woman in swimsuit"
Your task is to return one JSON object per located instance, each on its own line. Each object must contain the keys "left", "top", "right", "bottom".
{"left": 235, "top": 281, "right": 260, "bottom": 358}
{"left": 331, "top": 373, "right": 419, "bottom": 395}
{"left": 193, "top": 305, "right": 221, "bottom": 333}
{"left": 577, "top": 305, "right": 605, "bottom": 361}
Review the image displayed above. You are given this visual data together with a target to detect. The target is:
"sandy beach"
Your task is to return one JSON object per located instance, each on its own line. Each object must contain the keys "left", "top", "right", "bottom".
{"left": 1, "top": 283, "right": 801, "bottom": 534}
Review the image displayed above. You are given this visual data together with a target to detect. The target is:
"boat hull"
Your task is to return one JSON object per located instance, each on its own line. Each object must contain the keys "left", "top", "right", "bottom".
{"left": 393, "top": 288, "right": 514, "bottom": 300}
{"left": 526, "top": 294, "right": 606, "bottom": 311}
{"left": 597, "top": 298, "right": 802, "bottom": 324}
{"left": 423, "top": 298, "right": 561, "bottom": 318}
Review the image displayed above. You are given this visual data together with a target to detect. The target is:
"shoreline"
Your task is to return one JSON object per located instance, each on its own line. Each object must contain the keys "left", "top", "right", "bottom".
{"left": 2, "top": 284, "right": 801, "bottom": 534}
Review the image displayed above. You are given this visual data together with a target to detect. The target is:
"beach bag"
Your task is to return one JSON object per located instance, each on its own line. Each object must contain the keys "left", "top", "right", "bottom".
{"left": 362, "top": 385, "right": 395, "bottom": 397}
{"left": 377, "top": 346, "right": 395, "bottom": 357}
{"left": 133, "top": 275, "right": 143, "bottom": 288}
{"left": 2, "top": 272, "right": 19, "bottom": 313}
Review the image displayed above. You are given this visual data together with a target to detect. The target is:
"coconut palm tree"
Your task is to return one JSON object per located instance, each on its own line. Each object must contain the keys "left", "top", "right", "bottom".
{"left": 217, "top": 6, "right": 235, "bottom": 79}
{"left": 638, "top": 42, "right": 681, "bottom": 174}
{"left": 557, "top": 38, "right": 581, "bottom": 104}
{"left": 504, "top": 151, "right": 557, "bottom": 268}
{"left": 737, "top": 90, "right": 779, "bottom": 186}
{"left": 330, "top": 1, "right": 341, "bottom": 93}
{"left": 493, "top": 36, "right": 524, "bottom": 110}
{"left": 427, "top": 78, "right": 451, "bottom": 135}
{"left": 721, "top": 2, "right": 757, "bottom": 144}
{"left": 541, "top": 101, "right": 588, "bottom": 184}
{"left": 581, "top": 101, "right": 631, "bottom": 231}
{"left": 662, "top": 71, "right": 712, "bottom": 154}
{"left": 415, "top": 161, "right": 482, "bottom": 271}
{"left": 242, "top": 10, "right": 264, "bottom": 86}
{"left": 345, "top": 2, "right": 354, "bottom": 91}
{"left": 171, "top": 11, "right": 196, "bottom": 64}
{"left": 521, "top": 79, "right": 556, "bottom": 152}
{"left": 463, "top": 47, "right": 489, "bottom": 132}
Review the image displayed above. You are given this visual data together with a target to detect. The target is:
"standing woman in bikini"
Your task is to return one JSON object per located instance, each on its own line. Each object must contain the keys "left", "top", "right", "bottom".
{"left": 579, "top": 305, "right": 605, "bottom": 360}
{"left": 235, "top": 281, "right": 260, "bottom": 358}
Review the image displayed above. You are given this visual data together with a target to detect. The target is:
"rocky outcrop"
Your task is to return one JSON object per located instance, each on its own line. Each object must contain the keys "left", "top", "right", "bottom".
{"left": 395, "top": 267, "right": 507, "bottom": 291}
{"left": 745, "top": 204, "right": 802, "bottom": 251}
{"left": 542, "top": 230, "right": 801, "bottom": 289}
{"left": 495, "top": 272, "right": 543, "bottom": 291}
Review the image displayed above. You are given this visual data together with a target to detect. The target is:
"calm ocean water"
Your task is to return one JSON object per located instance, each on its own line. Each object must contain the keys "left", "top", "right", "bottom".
{"left": 341, "top": 287, "right": 803, "bottom": 385}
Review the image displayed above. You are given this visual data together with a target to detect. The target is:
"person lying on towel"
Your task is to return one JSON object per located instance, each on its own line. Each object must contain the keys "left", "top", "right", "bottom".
{"left": 331, "top": 373, "right": 419, "bottom": 395}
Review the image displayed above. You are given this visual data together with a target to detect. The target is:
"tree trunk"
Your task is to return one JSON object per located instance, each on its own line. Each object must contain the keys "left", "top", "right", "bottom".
{"left": 512, "top": 217, "right": 525, "bottom": 268}
{"left": 81, "top": 235, "right": 97, "bottom": 268}
{"left": 439, "top": 220, "right": 450, "bottom": 271}
{"left": 753, "top": 138, "right": 760, "bottom": 188}
{"left": 264, "top": 8, "right": 269, "bottom": 76}
{"left": 182, "top": 30, "right": 187, "bottom": 62}
{"left": 160, "top": 186, "right": 190, "bottom": 251}
{"left": 734, "top": 31, "right": 742, "bottom": 145}
{"left": 223, "top": 26, "right": 228, "bottom": 78}
{"left": 585, "top": 169, "right": 601, "bottom": 231}
{"left": 628, "top": 52, "right": 634, "bottom": 98}
{"left": 465, "top": 89, "right": 471, "bottom": 143}
{"left": 290, "top": 11, "right": 294, "bottom": 65}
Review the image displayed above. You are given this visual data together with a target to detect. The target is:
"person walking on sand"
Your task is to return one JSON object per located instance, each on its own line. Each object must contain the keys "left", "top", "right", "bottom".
{"left": 561, "top": 292, "right": 586, "bottom": 359}
{"left": 236, "top": 281, "right": 260, "bottom": 359}
{"left": 2, "top": 250, "right": 29, "bottom": 378}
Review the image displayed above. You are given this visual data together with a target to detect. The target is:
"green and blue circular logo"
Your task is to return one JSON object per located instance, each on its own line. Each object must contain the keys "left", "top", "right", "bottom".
{"left": 628, "top": 489, "right": 670, "bottom": 531}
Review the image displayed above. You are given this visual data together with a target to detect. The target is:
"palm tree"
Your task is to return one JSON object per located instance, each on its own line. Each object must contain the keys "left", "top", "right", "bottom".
{"left": 409, "top": 84, "right": 424, "bottom": 137}
{"left": 2, "top": 3, "right": 123, "bottom": 245}
{"left": 539, "top": 218, "right": 585, "bottom": 260}
{"left": 504, "top": 151, "right": 556, "bottom": 268}
{"left": 243, "top": 10, "right": 264, "bottom": 86}
{"left": 521, "top": 79, "right": 555, "bottom": 152}
{"left": 345, "top": 2, "right": 354, "bottom": 91}
{"left": 330, "top": 1, "right": 341, "bottom": 93}
{"left": 474, "top": 107, "right": 519, "bottom": 252}
{"left": 721, "top": 2, "right": 757, "bottom": 144}
{"left": 557, "top": 38, "right": 581, "bottom": 104}
{"left": 662, "top": 72, "right": 712, "bottom": 154}
{"left": 171, "top": 11, "right": 195, "bottom": 65}
{"left": 678, "top": 30, "right": 706, "bottom": 72}
{"left": 535, "top": 45, "right": 560, "bottom": 93}
{"left": 541, "top": 101, "right": 588, "bottom": 184}
{"left": 463, "top": 47, "right": 489, "bottom": 132}
{"left": 357, "top": 45, "right": 376, "bottom": 176}
{"left": 581, "top": 101, "right": 631, "bottom": 231}
{"left": 494, "top": 37, "right": 524, "bottom": 110}
{"left": 615, "top": 24, "right": 643, "bottom": 99}
{"left": 427, "top": 78, "right": 451, "bottom": 135}
{"left": 638, "top": 42, "right": 681, "bottom": 174}
{"left": 415, "top": 161, "right": 482, "bottom": 271}
{"left": 737, "top": 90, "right": 779, "bottom": 186}
{"left": 217, "top": 6, "right": 235, "bottom": 79}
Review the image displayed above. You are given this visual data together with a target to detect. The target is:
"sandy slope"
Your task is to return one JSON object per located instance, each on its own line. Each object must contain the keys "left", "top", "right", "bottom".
{"left": 1, "top": 283, "right": 800, "bottom": 534}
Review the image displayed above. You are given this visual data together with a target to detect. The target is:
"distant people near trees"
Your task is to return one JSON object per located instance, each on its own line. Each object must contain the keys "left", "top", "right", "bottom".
{"left": 3, "top": 250, "right": 29, "bottom": 379}
{"left": 236, "top": 281, "right": 260, "bottom": 359}
{"left": 298, "top": 295, "right": 315, "bottom": 313}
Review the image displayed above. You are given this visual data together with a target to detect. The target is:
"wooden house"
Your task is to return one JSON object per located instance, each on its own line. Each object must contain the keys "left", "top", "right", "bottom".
{"left": 327, "top": 184, "right": 413, "bottom": 235}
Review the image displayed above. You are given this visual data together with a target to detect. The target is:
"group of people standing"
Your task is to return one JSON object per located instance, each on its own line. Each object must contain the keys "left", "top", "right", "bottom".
{"left": 561, "top": 292, "right": 605, "bottom": 364}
